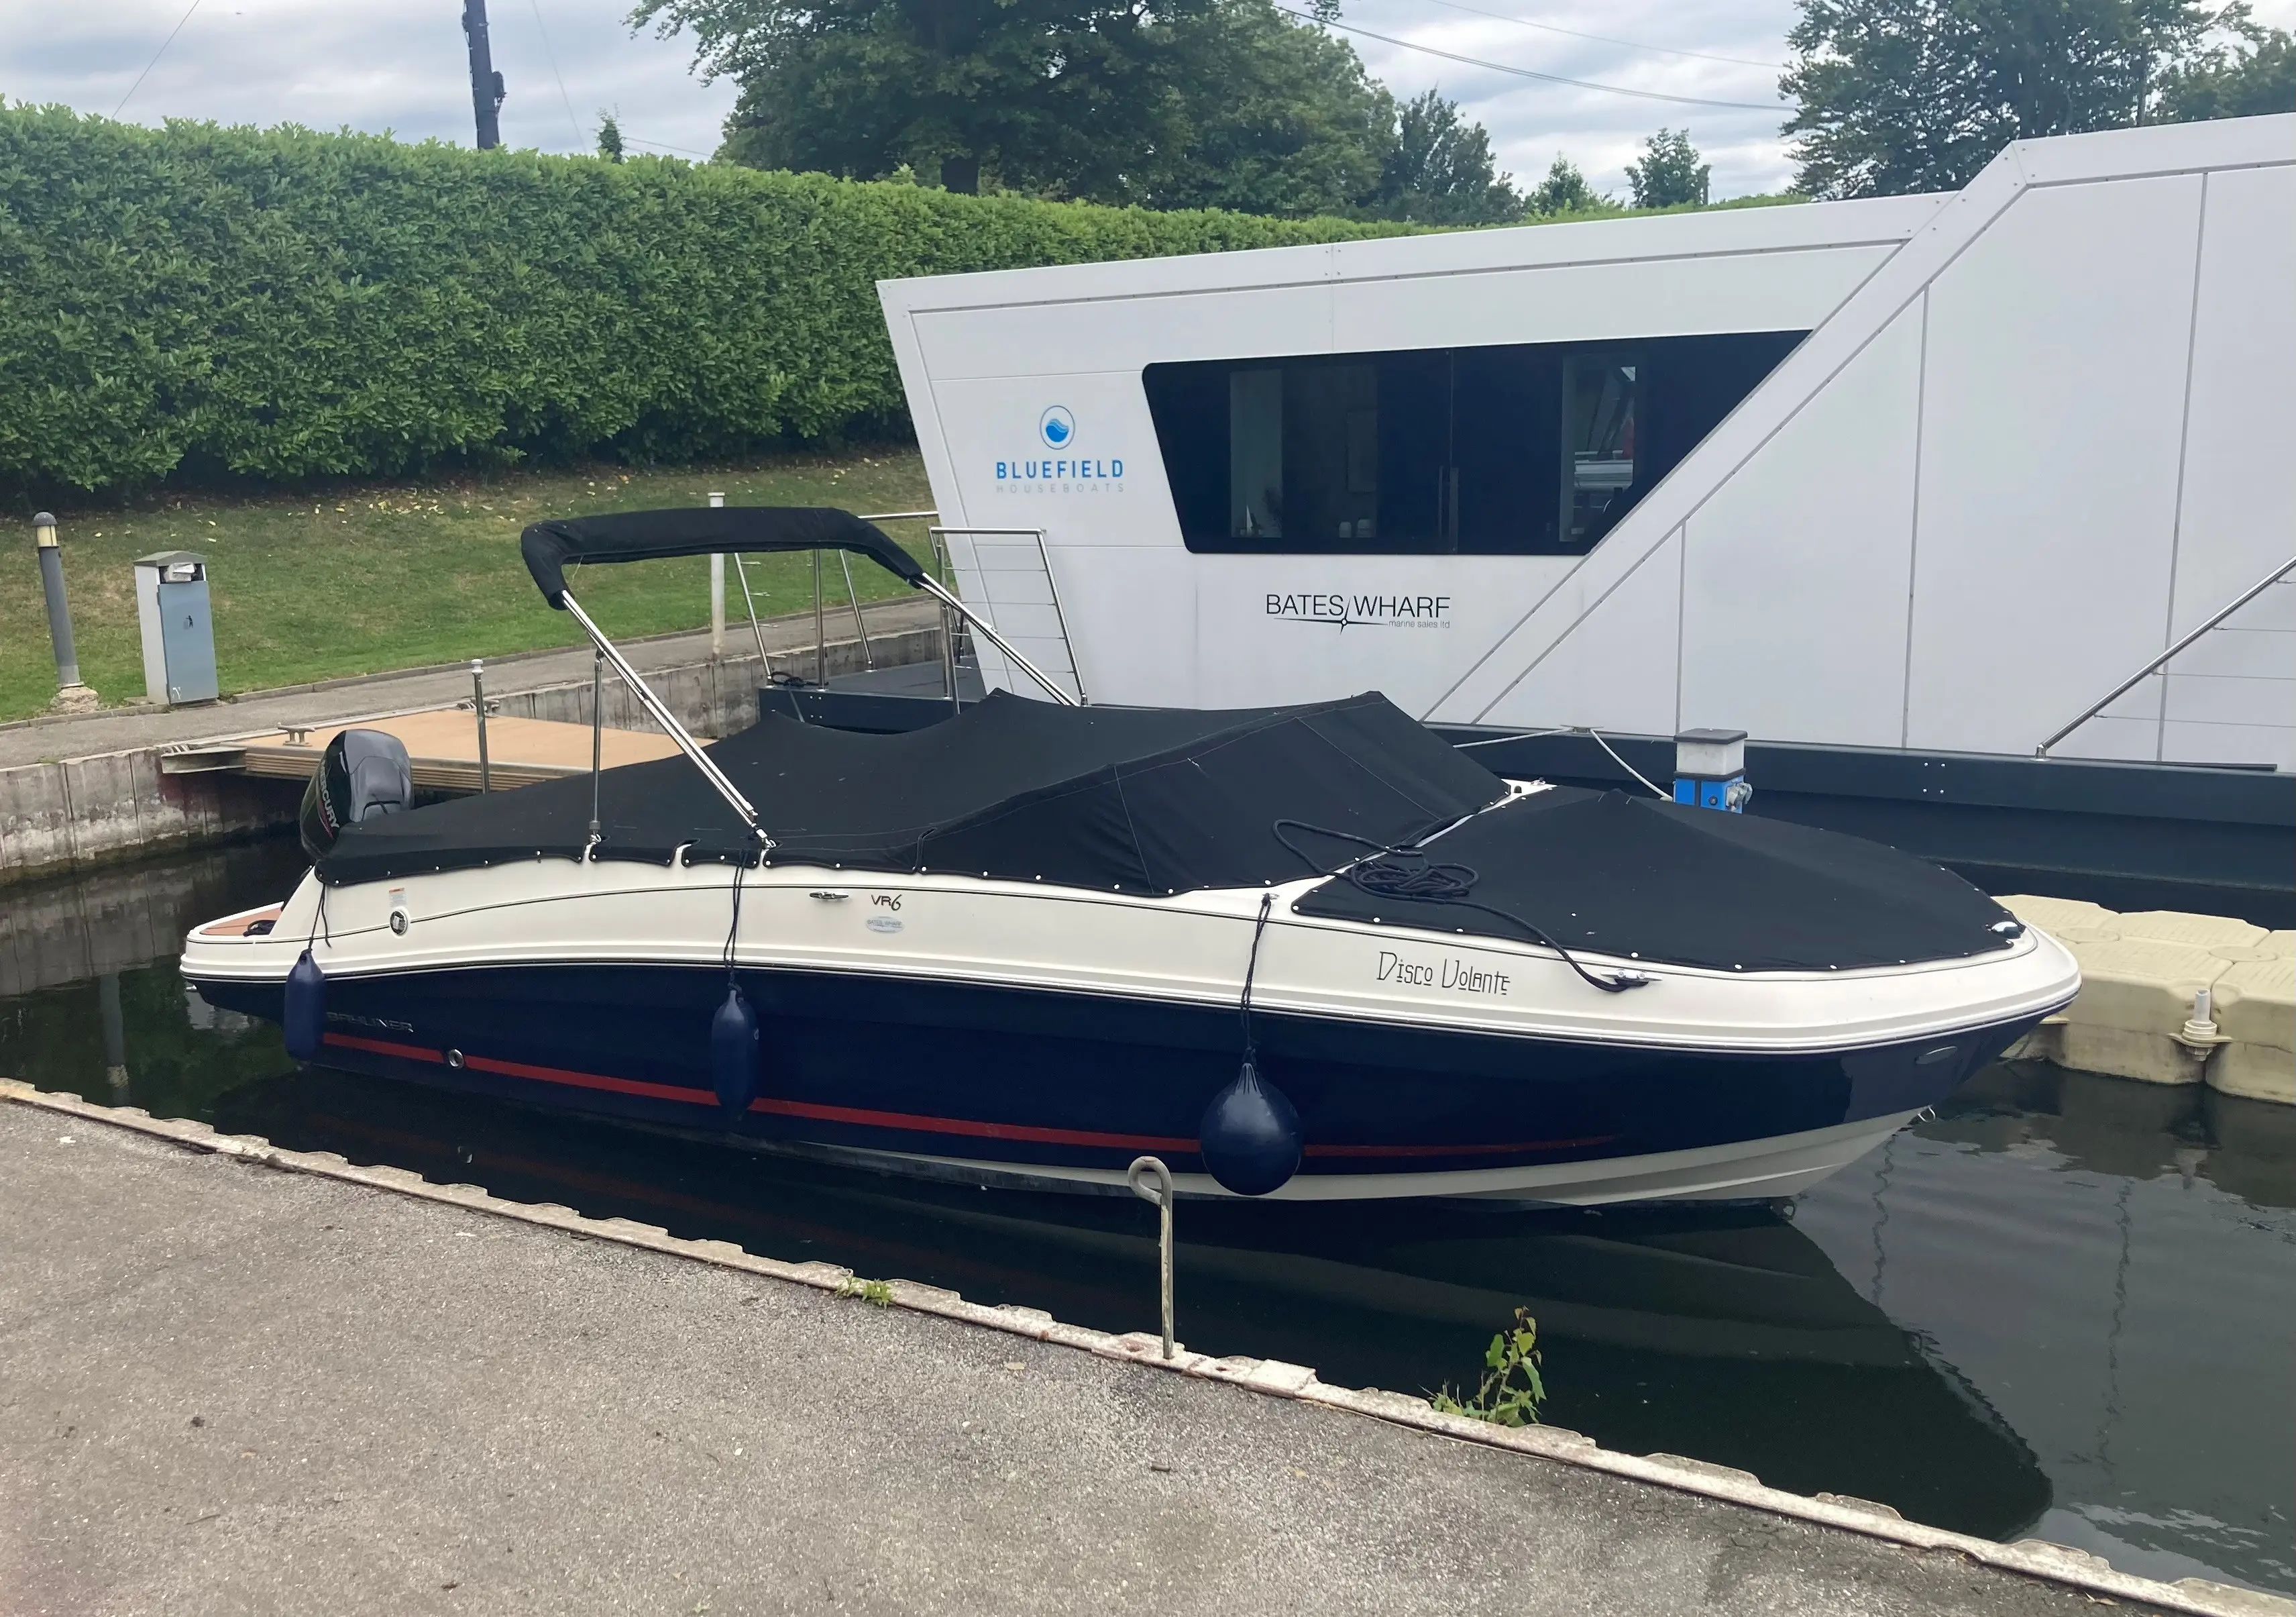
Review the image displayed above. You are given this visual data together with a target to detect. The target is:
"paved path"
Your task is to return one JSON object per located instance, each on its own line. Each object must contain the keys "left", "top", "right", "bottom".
{"left": 0, "top": 1102, "right": 2187, "bottom": 1617}
{"left": 0, "top": 596, "right": 941, "bottom": 769}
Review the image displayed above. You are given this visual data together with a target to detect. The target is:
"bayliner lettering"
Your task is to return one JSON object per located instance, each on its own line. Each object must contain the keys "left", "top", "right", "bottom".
{"left": 1377, "top": 950, "right": 1511, "bottom": 997}
{"left": 1267, "top": 593, "right": 1452, "bottom": 629}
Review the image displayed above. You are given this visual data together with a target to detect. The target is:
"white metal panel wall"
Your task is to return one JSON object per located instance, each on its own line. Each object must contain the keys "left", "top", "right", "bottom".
{"left": 1323, "top": 248, "right": 1892, "bottom": 356}
{"left": 1676, "top": 303, "right": 1927, "bottom": 746}
{"left": 879, "top": 118, "right": 2295, "bottom": 760}
{"left": 1902, "top": 174, "right": 2206, "bottom": 758}
{"left": 2156, "top": 162, "right": 2296, "bottom": 768}
{"left": 1478, "top": 530, "right": 1686, "bottom": 735}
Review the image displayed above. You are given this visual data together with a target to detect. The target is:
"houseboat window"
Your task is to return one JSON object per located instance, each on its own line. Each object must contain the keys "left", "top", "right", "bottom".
{"left": 1143, "top": 330, "right": 1804, "bottom": 556}
{"left": 1566, "top": 355, "right": 1637, "bottom": 547}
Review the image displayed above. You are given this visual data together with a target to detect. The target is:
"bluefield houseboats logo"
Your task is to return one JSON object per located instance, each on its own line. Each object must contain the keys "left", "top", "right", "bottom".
{"left": 1265, "top": 591, "right": 1453, "bottom": 629}
{"left": 995, "top": 406, "right": 1126, "bottom": 493}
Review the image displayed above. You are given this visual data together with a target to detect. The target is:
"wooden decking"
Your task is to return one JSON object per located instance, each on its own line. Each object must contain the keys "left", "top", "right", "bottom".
{"left": 160, "top": 709, "right": 681, "bottom": 794}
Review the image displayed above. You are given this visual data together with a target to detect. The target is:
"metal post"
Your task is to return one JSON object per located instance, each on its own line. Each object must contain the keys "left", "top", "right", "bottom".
{"left": 812, "top": 547, "right": 826, "bottom": 687}
{"left": 837, "top": 552, "right": 875, "bottom": 668}
{"left": 99, "top": 972, "right": 129, "bottom": 1100}
{"left": 470, "top": 659, "right": 492, "bottom": 793}
{"left": 459, "top": 0, "right": 504, "bottom": 150}
{"left": 587, "top": 648, "right": 604, "bottom": 847}
{"left": 933, "top": 533, "right": 959, "bottom": 712}
{"left": 708, "top": 491, "right": 726, "bottom": 660}
{"left": 1127, "top": 1157, "right": 1177, "bottom": 1360}
{"left": 33, "top": 513, "right": 95, "bottom": 710}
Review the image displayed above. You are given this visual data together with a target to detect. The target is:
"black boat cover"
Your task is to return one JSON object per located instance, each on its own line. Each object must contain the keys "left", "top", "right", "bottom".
{"left": 318, "top": 691, "right": 1507, "bottom": 893}
{"left": 521, "top": 507, "right": 924, "bottom": 608}
{"left": 1294, "top": 786, "right": 2016, "bottom": 972}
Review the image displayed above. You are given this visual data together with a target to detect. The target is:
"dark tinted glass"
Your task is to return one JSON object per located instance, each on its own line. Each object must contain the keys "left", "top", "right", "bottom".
{"left": 1144, "top": 331, "right": 1804, "bottom": 556}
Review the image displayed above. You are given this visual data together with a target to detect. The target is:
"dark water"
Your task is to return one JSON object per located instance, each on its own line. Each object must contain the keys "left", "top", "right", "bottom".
{"left": 4, "top": 839, "right": 2291, "bottom": 1595}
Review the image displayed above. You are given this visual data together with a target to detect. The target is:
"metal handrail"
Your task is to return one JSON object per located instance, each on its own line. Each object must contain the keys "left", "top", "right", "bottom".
{"left": 913, "top": 575, "right": 1078, "bottom": 707}
{"left": 929, "top": 525, "right": 1087, "bottom": 705}
{"left": 2037, "top": 552, "right": 2296, "bottom": 756}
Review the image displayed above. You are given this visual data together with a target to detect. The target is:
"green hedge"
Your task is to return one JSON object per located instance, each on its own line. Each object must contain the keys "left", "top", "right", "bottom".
{"left": 0, "top": 105, "right": 1409, "bottom": 494}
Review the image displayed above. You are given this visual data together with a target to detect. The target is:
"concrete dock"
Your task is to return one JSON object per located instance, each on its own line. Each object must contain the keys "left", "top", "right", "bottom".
{"left": 4, "top": 1087, "right": 2283, "bottom": 1617}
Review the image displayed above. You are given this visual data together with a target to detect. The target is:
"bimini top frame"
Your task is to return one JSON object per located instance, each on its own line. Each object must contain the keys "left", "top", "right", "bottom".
{"left": 520, "top": 505, "right": 1079, "bottom": 845}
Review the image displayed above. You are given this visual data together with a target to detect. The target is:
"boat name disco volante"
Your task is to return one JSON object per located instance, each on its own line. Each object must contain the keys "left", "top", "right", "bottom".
{"left": 1377, "top": 950, "right": 1513, "bottom": 997}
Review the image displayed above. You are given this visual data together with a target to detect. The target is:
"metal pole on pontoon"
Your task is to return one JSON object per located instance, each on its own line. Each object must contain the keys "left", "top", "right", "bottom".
{"left": 708, "top": 492, "right": 726, "bottom": 660}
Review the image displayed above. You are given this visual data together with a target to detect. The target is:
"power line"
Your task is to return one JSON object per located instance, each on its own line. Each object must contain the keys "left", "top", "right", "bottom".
{"left": 113, "top": 0, "right": 203, "bottom": 117}
{"left": 1282, "top": 9, "right": 1791, "bottom": 109}
{"left": 1400, "top": 0, "right": 1785, "bottom": 70}
{"left": 525, "top": 0, "right": 586, "bottom": 148}
{"left": 622, "top": 134, "right": 717, "bottom": 159}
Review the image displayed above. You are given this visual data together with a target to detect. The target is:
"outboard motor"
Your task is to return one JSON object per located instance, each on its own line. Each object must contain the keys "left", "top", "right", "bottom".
{"left": 298, "top": 729, "right": 413, "bottom": 863}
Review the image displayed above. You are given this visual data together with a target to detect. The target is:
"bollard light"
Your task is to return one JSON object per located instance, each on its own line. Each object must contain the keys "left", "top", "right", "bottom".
{"left": 32, "top": 511, "right": 97, "bottom": 711}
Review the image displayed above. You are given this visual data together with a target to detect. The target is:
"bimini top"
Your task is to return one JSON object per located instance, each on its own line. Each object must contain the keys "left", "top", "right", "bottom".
{"left": 318, "top": 691, "right": 1507, "bottom": 892}
{"left": 521, "top": 507, "right": 924, "bottom": 609}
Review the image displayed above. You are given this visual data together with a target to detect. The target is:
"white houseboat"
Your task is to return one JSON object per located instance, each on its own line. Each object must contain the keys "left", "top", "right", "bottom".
{"left": 865, "top": 115, "right": 2295, "bottom": 921}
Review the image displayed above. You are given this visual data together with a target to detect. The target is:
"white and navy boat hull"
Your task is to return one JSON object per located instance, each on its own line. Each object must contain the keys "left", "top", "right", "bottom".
{"left": 184, "top": 859, "right": 2075, "bottom": 1204}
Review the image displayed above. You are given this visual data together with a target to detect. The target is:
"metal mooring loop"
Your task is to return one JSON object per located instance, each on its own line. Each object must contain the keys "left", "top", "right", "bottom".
{"left": 1127, "top": 1155, "right": 1177, "bottom": 1361}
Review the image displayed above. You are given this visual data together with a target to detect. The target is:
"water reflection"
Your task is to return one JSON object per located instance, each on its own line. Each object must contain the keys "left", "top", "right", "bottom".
{"left": 1798, "top": 1064, "right": 2296, "bottom": 1594}
{"left": 1, "top": 839, "right": 2289, "bottom": 1594}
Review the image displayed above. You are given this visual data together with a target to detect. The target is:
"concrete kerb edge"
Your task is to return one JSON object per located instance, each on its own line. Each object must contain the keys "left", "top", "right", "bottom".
{"left": 2, "top": 1077, "right": 2285, "bottom": 1617}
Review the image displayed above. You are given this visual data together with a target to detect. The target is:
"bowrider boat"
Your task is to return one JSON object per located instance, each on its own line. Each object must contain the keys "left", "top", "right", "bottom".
{"left": 182, "top": 506, "right": 2079, "bottom": 1202}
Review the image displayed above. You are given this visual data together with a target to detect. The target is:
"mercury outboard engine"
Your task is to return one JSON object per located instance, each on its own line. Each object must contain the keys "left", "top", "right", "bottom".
{"left": 298, "top": 728, "right": 413, "bottom": 863}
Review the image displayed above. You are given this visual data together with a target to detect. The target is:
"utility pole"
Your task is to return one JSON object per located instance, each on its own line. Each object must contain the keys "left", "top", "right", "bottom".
{"left": 461, "top": 0, "right": 506, "bottom": 150}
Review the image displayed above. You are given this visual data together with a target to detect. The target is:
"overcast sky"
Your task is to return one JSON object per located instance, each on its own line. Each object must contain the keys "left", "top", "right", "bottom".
{"left": 5, "top": 0, "right": 2289, "bottom": 201}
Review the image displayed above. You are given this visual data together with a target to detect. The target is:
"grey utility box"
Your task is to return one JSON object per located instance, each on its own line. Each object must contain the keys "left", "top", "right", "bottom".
{"left": 134, "top": 551, "right": 219, "bottom": 705}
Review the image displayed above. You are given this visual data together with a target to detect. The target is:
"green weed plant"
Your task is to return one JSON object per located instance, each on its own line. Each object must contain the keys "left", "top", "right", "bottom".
{"left": 1430, "top": 1306, "right": 1546, "bottom": 1427}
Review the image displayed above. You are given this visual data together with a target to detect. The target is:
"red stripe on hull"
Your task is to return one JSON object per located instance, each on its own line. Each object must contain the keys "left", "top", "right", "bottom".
{"left": 745, "top": 1094, "right": 1195, "bottom": 1154}
{"left": 320, "top": 1038, "right": 1592, "bottom": 1165}
{"left": 323, "top": 1033, "right": 443, "bottom": 1063}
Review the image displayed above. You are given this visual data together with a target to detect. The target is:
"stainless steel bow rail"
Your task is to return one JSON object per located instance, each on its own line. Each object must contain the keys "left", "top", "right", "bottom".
{"left": 2037, "top": 551, "right": 2296, "bottom": 758}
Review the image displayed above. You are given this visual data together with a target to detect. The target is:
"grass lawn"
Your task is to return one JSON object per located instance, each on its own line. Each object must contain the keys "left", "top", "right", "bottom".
{"left": 1, "top": 450, "right": 936, "bottom": 723}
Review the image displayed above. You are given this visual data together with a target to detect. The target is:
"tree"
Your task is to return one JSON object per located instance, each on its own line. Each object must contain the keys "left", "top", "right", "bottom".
{"left": 1779, "top": 0, "right": 2235, "bottom": 199}
{"left": 2156, "top": 18, "right": 2296, "bottom": 119}
{"left": 1143, "top": 1, "right": 1392, "bottom": 215}
{"left": 596, "top": 111, "right": 626, "bottom": 162}
{"left": 636, "top": 0, "right": 1392, "bottom": 213}
{"left": 1368, "top": 89, "right": 1523, "bottom": 223}
{"left": 1527, "top": 153, "right": 1606, "bottom": 215}
{"left": 1624, "top": 128, "right": 1709, "bottom": 209}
